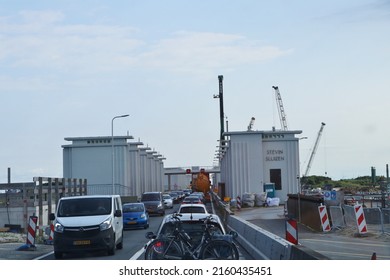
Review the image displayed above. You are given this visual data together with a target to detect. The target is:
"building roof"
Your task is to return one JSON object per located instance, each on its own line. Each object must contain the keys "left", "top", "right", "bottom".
{"left": 64, "top": 136, "right": 134, "bottom": 141}
{"left": 223, "top": 129, "right": 302, "bottom": 136}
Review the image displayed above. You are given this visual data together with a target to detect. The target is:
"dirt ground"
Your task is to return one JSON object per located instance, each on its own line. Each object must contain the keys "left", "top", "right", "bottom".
{"left": 0, "top": 232, "right": 26, "bottom": 243}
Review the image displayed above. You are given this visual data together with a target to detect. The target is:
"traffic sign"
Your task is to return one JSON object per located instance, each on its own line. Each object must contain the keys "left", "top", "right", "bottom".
{"left": 324, "top": 191, "right": 331, "bottom": 200}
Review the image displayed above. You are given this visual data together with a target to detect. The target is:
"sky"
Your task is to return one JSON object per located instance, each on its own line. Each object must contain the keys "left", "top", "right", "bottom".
{"left": 1, "top": 0, "right": 389, "bottom": 182}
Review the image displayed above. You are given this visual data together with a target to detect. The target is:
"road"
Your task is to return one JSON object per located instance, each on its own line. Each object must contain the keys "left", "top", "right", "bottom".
{"left": 240, "top": 210, "right": 390, "bottom": 260}
{"left": 40, "top": 201, "right": 253, "bottom": 260}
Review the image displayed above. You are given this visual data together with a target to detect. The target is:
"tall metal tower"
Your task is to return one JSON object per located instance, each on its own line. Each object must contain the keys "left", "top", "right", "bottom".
{"left": 303, "top": 122, "right": 326, "bottom": 178}
{"left": 272, "top": 86, "right": 288, "bottom": 130}
{"left": 214, "top": 75, "right": 225, "bottom": 141}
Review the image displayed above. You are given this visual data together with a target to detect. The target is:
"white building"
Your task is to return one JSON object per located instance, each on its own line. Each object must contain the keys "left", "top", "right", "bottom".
{"left": 217, "top": 129, "right": 302, "bottom": 203}
{"left": 62, "top": 136, "right": 165, "bottom": 196}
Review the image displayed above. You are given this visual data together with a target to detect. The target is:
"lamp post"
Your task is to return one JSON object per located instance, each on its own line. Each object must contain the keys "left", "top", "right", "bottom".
{"left": 111, "top": 114, "right": 129, "bottom": 194}
{"left": 297, "top": 136, "right": 307, "bottom": 222}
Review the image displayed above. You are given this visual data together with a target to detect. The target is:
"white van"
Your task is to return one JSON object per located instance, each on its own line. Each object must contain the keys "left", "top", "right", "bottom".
{"left": 49, "top": 195, "right": 123, "bottom": 259}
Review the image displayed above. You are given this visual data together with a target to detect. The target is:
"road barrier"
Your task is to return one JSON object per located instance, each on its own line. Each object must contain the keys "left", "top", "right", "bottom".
{"left": 26, "top": 215, "right": 38, "bottom": 246}
{"left": 285, "top": 218, "right": 298, "bottom": 245}
{"left": 16, "top": 215, "right": 38, "bottom": 251}
{"left": 354, "top": 204, "right": 367, "bottom": 235}
{"left": 44, "top": 222, "right": 54, "bottom": 245}
{"left": 236, "top": 196, "right": 241, "bottom": 211}
{"left": 318, "top": 204, "right": 331, "bottom": 232}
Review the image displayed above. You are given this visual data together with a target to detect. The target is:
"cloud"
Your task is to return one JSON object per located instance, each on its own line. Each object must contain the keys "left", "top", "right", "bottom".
{"left": 137, "top": 31, "right": 293, "bottom": 72}
{"left": 0, "top": 10, "right": 292, "bottom": 77}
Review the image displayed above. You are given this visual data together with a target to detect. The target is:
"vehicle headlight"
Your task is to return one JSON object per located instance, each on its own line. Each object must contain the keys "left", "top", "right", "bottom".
{"left": 100, "top": 217, "right": 112, "bottom": 231}
{"left": 157, "top": 203, "right": 162, "bottom": 208}
{"left": 54, "top": 222, "right": 64, "bottom": 233}
{"left": 141, "top": 213, "right": 146, "bottom": 219}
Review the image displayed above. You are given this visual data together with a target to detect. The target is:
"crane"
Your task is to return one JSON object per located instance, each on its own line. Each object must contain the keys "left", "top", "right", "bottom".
{"left": 303, "top": 122, "right": 326, "bottom": 178}
{"left": 272, "top": 86, "right": 288, "bottom": 130}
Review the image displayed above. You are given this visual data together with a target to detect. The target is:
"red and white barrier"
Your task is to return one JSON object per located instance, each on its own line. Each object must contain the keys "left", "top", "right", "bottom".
{"left": 26, "top": 215, "right": 38, "bottom": 246}
{"left": 285, "top": 218, "right": 298, "bottom": 245}
{"left": 49, "top": 223, "right": 54, "bottom": 242}
{"left": 354, "top": 204, "right": 367, "bottom": 234}
{"left": 318, "top": 205, "right": 331, "bottom": 232}
{"left": 236, "top": 196, "right": 241, "bottom": 211}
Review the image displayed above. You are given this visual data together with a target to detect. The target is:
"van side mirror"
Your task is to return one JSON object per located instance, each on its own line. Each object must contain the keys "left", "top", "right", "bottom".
{"left": 114, "top": 209, "right": 122, "bottom": 217}
{"left": 49, "top": 213, "right": 55, "bottom": 221}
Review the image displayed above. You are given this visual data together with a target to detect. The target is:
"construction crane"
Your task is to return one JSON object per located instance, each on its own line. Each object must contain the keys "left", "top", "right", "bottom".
{"left": 303, "top": 122, "right": 326, "bottom": 178}
{"left": 214, "top": 75, "right": 225, "bottom": 142}
{"left": 272, "top": 86, "right": 288, "bottom": 130}
{"left": 247, "top": 117, "right": 255, "bottom": 131}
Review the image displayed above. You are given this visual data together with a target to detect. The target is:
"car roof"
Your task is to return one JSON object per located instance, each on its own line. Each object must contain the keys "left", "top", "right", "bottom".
{"left": 189, "top": 193, "right": 203, "bottom": 197}
{"left": 123, "top": 202, "right": 144, "bottom": 206}
{"left": 59, "top": 195, "right": 119, "bottom": 201}
{"left": 178, "top": 204, "right": 208, "bottom": 213}
{"left": 179, "top": 203, "right": 206, "bottom": 208}
{"left": 183, "top": 196, "right": 201, "bottom": 200}
{"left": 143, "top": 191, "right": 161, "bottom": 194}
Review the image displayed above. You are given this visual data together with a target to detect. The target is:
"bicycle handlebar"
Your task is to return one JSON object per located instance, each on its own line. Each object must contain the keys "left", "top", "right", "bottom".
{"left": 199, "top": 214, "right": 215, "bottom": 223}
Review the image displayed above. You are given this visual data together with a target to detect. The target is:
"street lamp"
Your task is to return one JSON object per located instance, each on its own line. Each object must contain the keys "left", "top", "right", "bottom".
{"left": 111, "top": 114, "right": 129, "bottom": 194}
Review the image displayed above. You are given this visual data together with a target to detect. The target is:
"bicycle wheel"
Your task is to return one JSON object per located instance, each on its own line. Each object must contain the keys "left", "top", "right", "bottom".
{"left": 200, "top": 240, "right": 239, "bottom": 260}
{"left": 144, "top": 238, "right": 183, "bottom": 260}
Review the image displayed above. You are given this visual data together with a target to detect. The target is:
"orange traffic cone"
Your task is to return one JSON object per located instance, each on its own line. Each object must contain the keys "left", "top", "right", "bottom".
{"left": 371, "top": 252, "right": 376, "bottom": 260}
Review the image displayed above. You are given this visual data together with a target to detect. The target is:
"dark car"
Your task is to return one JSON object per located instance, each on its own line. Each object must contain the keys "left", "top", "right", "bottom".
{"left": 169, "top": 192, "right": 179, "bottom": 203}
{"left": 141, "top": 192, "right": 165, "bottom": 216}
{"left": 123, "top": 203, "right": 149, "bottom": 229}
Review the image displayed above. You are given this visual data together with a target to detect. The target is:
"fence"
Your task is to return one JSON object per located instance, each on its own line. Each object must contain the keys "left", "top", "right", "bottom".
{"left": 0, "top": 177, "right": 87, "bottom": 237}
{"left": 329, "top": 205, "right": 390, "bottom": 235}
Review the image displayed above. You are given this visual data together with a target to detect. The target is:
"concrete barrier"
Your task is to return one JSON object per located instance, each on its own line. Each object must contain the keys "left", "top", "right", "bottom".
{"left": 227, "top": 214, "right": 291, "bottom": 260}
{"left": 290, "top": 245, "right": 330, "bottom": 260}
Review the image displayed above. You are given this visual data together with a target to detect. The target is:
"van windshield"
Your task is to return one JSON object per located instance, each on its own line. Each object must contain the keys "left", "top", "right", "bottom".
{"left": 57, "top": 197, "right": 112, "bottom": 217}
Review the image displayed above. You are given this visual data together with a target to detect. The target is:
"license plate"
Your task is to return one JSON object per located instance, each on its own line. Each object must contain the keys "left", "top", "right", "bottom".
{"left": 73, "top": 240, "right": 91, "bottom": 245}
{"left": 127, "top": 221, "right": 137, "bottom": 224}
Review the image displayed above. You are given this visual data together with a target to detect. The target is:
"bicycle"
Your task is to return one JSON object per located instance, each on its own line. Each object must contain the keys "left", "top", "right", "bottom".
{"left": 144, "top": 213, "right": 239, "bottom": 260}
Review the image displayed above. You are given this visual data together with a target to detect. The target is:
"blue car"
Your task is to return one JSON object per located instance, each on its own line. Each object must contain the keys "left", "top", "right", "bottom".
{"left": 123, "top": 203, "right": 149, "bottom": 229}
